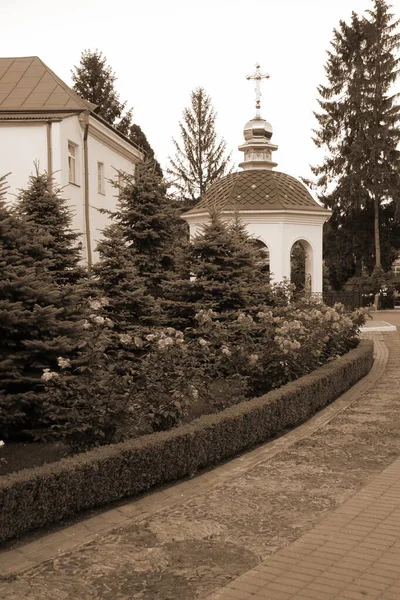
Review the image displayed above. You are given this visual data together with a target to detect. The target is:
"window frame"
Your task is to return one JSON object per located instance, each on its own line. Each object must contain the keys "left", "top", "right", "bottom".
{"left": 68, "top": 142, "right": 77, "bottom": 185}
{"left": 97, "top": 161, "right": 105, "bottom": 195}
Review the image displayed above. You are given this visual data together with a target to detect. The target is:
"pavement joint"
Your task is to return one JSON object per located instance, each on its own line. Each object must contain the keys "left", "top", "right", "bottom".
{"left": 1, "top": 319, "right": 399, "bottom": 600}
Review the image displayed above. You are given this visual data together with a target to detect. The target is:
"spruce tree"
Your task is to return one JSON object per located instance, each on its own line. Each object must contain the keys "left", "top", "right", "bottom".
{"left": 93, "top": 223, "right": 159, "bottom": 330}
{"left": 71, "top": 49, "right": 127, "bottom": 125}
{"left": 72, "top": 50, "right": 161, "bottom": 174}
{"left": 190, "top": 214, "right": 271, "bottom": 313}
{"left": 0, "top": 176, "right": 81, "bottom": 439}
{"left": 94, "top": 161, "right": 185, "bottom": 328}
{"left": 119, "top": 123, "right": 162, "bottom": 177}
{"left": 163, "top": 213, "right": 273, "bottom": 327}
{"left": 311, "top": 1, "right": 400, "bottom": 287}
{"left": 363, "top": 0, "right": 400, "bottom": 269}
{"left": 15, "top": 168, "right": 85, "bottom": 285}
{"left": 168, "top": 87, "right": 232, "bottom": 205}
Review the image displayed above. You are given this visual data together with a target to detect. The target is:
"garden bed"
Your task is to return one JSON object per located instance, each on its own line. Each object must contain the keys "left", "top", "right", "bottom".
{"left": 0, "top": 340, "right": 373, "bottom": 544}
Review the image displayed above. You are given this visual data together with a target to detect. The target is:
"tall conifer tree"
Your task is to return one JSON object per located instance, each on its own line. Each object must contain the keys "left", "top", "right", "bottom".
{"left": 168, "top": 87, "right": 232, "bottom": 205}
{"left": 163, "top": 213, "right": 272, "bottom": 327}
{"left": 15, "top": 169, "right": 85, "bottom": 285}
{"left": 312, "top": 0, "right": 400, "bottom": 287}
{"left": 94, "top": 161, "right": 186, "bottom": 328}
{"left": 72, "top": 50, "right": 161, "bottom": 174}
{"left": 0, "top": 176, "right": 81, "bottom": 439}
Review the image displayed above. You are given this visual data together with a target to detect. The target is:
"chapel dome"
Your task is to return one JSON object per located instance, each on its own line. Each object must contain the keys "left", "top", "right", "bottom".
{"left": 243, "top": 117, "right": 273, "bottom": 140}
{"left": 184, "top": 170, "right": 326, "bottom": 215}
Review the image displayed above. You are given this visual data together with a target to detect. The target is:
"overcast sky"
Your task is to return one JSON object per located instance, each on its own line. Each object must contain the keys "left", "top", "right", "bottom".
{"left": 1, "top": 0, "right": 400, "bottom": 182}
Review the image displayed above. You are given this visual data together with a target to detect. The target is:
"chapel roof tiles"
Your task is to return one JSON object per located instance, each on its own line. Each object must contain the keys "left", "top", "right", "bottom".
{"left": 185, "top": 170, "right": 327, "bottom": 214}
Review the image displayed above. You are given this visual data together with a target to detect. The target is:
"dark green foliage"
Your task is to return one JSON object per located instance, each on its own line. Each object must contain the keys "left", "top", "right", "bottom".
{"left": 168, "top": 87, "right": 232, "bottom": 205}
{"left": 39, "top": 308, "right": 135, "bottom": 451}
{"left": 164, "top": 213, "right": 272, "bottom": 327}
{"left": 0, "top": 340, "right": 373, "bottom": 544}
{"left": 290, "top": 241, "right": 306, "bottom": 295}
{"left": 94, "top": 161, "right": 186, "bottom": 328}
{"left": 71, "top": 49, "right": 127, "bottom": 125}
{"left": 93, "top": 224, "right": 159, "bottom": 330}
{"left": 15, "top": 168, "right": 85, "bottom": 285}
{"left": 118, "top": 122, "right": 163, "bottom": 177}
{"left": 72, "top": 50, "right": 161, "bottom": 174}
{"left": 312, "top": 0, "right": 400, "bottom": 288}
{"left": 0, "top": 176, "right": 82, "bottom": 439}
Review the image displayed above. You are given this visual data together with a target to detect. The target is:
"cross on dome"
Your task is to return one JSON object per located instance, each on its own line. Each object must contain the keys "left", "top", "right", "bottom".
{"left": 246, "top": 63, "right": 270, "bottom": 118}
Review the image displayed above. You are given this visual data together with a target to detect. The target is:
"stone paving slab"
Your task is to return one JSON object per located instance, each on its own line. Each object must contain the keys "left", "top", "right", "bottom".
{"left": 360, "top": 321, "right": 396, "bottom": 332}
{"left": 205, "top": 457, "right": 400, "bottom": 600}
{"left": 0, "top": 337, "right": 386, "bottom": 577}
{"left": 0, "top": 332, "right": 399, "bottom": 600}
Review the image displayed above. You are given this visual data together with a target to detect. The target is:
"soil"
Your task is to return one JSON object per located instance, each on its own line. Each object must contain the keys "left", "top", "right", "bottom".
{"left": 0, "top": 442, "right": 71, "bottom": 477}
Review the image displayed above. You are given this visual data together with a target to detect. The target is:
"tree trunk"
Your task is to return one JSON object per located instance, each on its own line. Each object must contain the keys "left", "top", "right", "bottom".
{"left": 374, "top": 195, "right": 381, "bottom": 268}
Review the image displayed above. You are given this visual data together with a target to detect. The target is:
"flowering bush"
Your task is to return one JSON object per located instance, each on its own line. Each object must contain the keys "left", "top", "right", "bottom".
{"left": 119, "top": 327, "right": 202, "bottom": 432}
{"left": 38, "top": 294, "right": 366, "bottom": 449}
{"left": 39, "top": 298, "right": 137, "bottom": 450}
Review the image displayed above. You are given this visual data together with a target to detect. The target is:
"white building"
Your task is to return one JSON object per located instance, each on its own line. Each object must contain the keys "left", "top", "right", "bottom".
{"left": 0, "top": 56, "right": 144, "bottom": 268}
{"left": 182, "top": 67, "right": 331, "bottom": 294}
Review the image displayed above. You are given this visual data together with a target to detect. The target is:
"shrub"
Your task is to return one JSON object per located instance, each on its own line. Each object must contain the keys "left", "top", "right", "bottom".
{"left": 0, "top": 340, "right": 373, "bottom": 544}
{"left": 39, "top": 298, "right": 136, "bottom": 450}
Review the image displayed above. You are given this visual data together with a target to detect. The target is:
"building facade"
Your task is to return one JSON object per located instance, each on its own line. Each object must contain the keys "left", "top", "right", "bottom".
{"left": 0, "top": 56, "right": 144, "bottom": 267}
{"left": 182, "top": 66, "right": 331, "bottom": 294}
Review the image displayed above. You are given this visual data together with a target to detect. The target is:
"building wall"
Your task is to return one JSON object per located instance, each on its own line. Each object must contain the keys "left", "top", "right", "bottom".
{"left": 87, "top": 128, "right": 137, "bottom": 262}
{"left": 1, "top": 115, "right": 142, "bottom": 266}
{"left": 0, "top": 122, "right": 48, "bottom": 198}
{"left": 185, "top": 212, "right": 327, "bottom": 294}
{"left": 57, "top": 116, "right": 86, "bottom": 259}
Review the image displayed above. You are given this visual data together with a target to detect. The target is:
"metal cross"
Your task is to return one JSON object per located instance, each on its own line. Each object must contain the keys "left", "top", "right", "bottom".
{"left": 246, "top": 63, "right": 270, "bottom": 118}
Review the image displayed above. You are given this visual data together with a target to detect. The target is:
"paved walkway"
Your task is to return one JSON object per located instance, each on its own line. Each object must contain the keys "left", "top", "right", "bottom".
{"left": 206, "top": 457, "right": 400, "bottom": 600}
{"left": 0, "top": 313, "right": 399, "bottom": 599}
{"left": 207, "top": 312, "right": 400, "bottom": 600}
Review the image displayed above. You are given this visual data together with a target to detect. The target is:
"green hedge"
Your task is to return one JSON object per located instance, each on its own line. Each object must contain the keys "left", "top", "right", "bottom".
{"left": 0, "top": 340, "right": 373, "bottom": 544}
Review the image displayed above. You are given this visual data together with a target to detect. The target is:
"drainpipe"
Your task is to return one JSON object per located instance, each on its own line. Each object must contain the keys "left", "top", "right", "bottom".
{"left": 46, "top": 121, "right": 52, "bottom": 191}
{"left": 83, "top": 111, "right": 92, "bottom": 275}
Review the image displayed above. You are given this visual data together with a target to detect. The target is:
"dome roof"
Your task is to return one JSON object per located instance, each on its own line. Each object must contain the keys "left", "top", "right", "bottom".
{"left": 243, "top": 117, "right": 273, "bottom": 140}
{"left": 184, "top": 170, "right": 327, "bottom": 215}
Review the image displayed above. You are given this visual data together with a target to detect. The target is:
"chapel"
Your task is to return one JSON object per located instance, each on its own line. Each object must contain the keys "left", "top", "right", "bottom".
{"left": 182, "top": 65, "right": 331, "bottom": 294}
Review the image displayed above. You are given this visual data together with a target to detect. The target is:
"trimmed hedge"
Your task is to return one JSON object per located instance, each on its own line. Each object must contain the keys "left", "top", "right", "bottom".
{"left": 0, "top": 340, "right": 373, "bottom": 544}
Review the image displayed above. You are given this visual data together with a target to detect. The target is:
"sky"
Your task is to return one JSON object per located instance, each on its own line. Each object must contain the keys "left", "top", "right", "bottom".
{"left": 1, "top": 0, "right": 400, "bottom": 182}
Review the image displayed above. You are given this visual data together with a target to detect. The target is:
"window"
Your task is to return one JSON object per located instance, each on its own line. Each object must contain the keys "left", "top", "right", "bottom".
{"left": 97, "top": 162, "right": 105, "bottom": 194}
{"left": 68, "top": 142, "right": 76, "bottom": 184}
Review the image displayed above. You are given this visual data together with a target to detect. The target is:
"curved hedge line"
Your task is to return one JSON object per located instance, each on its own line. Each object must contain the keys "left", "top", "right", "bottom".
{"left": 0, "top": 340, "right": 374, "bottom": 544}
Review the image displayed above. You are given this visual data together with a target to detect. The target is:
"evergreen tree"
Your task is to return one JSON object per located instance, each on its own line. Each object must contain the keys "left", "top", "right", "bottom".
{"left": 363, "top": 0, "right": 400, "bottom": 269}
{"left": 163, "top": 213, "right": 273, "bottom": 327}
{"left": 168, "top": 87, "right": 232, "bottom": 205}
{"left": 311, "top": 1, "right": 400, "bottom": 288}
{"left": 94, "top": 161, "right": 186, "bottom": 328}
{"left": 71, "top": 49, "right": 127, "bottom": 125}
{"left": 190, "top": 214, "right": 271, "bottom": 313}
{"left": 15, "top": 168, "right": 85, "bottom": 285}
{"left": 72, "top": 50, "right": 161, "bottom": 174}
{"left": 0, "top": 175, "right": 81, "bottom": 439}
{"left": 93, "top": 223, "right": 159, "bottom": 330}
{"left": 118, "top": 123, "right": 163, "bottom": 177}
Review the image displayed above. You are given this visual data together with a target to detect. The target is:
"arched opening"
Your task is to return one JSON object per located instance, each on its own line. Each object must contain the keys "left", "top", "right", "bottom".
{"left": 253, "top": 239, "right": 270, "bottom": 276}
{"left": 290, "top": 240, "right": 313, "bottom": 295}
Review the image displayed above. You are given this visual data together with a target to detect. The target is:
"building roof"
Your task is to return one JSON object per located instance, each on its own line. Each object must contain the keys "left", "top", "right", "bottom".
{"left": 0, "top": 57, "right": 144, "bottom": 156}
{"left": 184, "top": 170, "right": 328, "bottom": 215}
{"left": 0, "top": 111, "right": 76, "bottom": 121}
{"left": 0, "top": 56, "right": 96, "bottom": 111}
